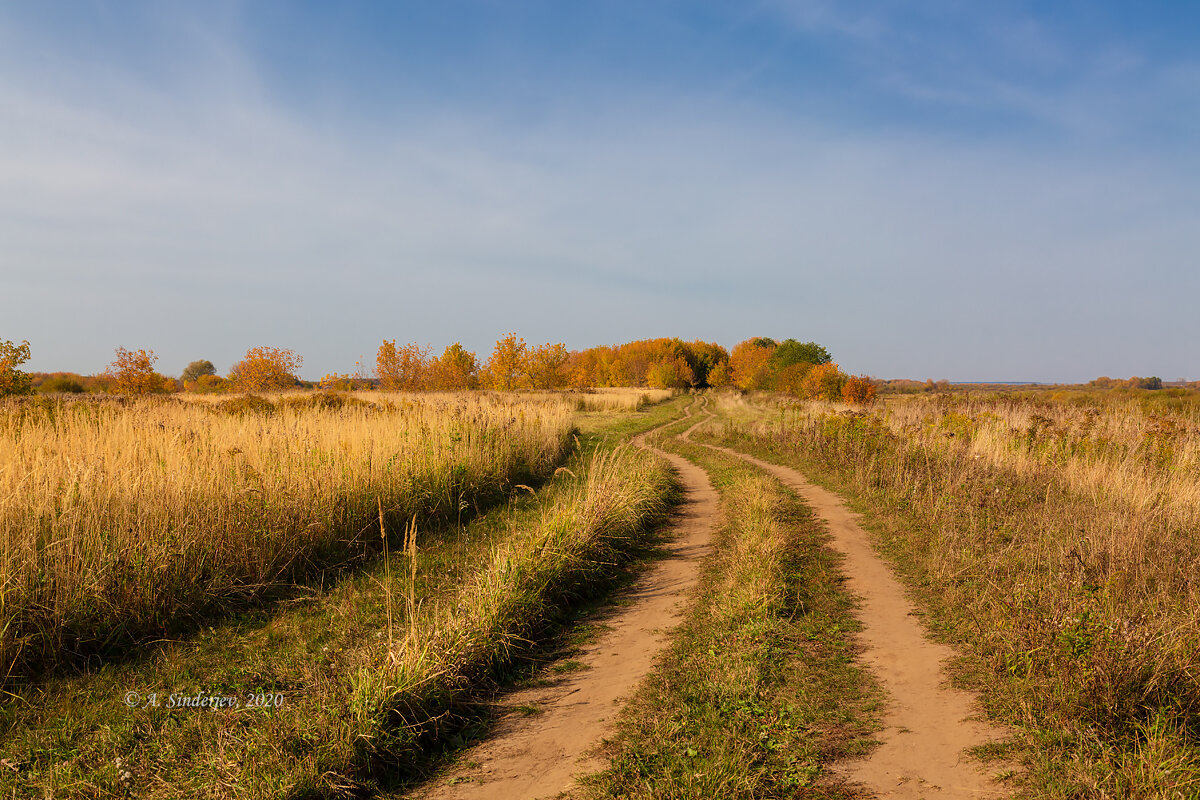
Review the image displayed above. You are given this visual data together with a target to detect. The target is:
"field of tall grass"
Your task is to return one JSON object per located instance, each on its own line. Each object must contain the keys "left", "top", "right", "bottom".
{"left": 701, "top": 390, "right": 1200, "bottom": 796}
{"left": 0, "top": 391, "right": 574, "bottom": 686}
{"left": 0, "top": 393, "right": 682, "bottom": 798}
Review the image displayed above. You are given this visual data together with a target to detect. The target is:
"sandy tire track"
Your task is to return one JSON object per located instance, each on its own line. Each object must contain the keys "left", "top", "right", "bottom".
{"left": 407, "top": 402, "right": 717, "bottom": 800}
{"left": 689, "top": 399, "right": 1012, "bottom": 798}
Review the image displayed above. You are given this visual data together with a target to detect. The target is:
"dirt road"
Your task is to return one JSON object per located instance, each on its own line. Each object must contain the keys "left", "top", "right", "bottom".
{"left": 410, "top": 406, "right": 717, "bottom": 800}
{"left": 692, "top": 405, "right": 1012, "bottom": 798}
{"left": 410, "top": 399, "right": 1011, "bottom": 799}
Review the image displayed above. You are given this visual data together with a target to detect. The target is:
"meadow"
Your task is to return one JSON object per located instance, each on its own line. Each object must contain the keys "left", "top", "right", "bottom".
{"left": 0, "top": 391, "right": 580, "bottom": 686}
{"left": 0, "top": 389, "right": 682, "bottom": 797}
{"left": 699, "top": 388, "right": 1200, "bottom": 797}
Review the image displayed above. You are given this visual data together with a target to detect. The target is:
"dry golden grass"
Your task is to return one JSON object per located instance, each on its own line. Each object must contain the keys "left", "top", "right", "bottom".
{"left": 0, "top": 391, "right": 573, "bottom": 685}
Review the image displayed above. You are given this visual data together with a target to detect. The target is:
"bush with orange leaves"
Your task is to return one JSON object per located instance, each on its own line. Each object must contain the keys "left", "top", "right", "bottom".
{"left": 800, "top": 362, "right": 846, "bottom": 401}
{"left": 107, "top": 347, "right": 168, "bottom": 395}
{"left": 229, "top": 346, "right": 303, "bottom": 392}
{"left": 842, "top": 375, "right": 877, "bottom": 405}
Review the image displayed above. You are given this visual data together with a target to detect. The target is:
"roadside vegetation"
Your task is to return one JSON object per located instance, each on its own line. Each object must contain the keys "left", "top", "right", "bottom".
{"left": 0, "top": 393, "right": 683, "bottom": 798}
{"left": 698, "top": 389, "right": 1200, "bottom": 797}
{"left": 579, "top": 417, "right": 878, "bottom": 799}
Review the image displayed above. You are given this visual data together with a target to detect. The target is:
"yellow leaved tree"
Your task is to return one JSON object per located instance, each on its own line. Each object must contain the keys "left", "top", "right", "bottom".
{"left": 525, "top": 342, "right": 570, "bottom": 389}
{"left": 229, "top": 346, "right": 303, "bottom": 392}
{"left": 429, "top": 343, "right": 479, "bottom": 390}
{"left": 376, "top": 340, "right": 430, "bottom": 391}
{"left": 107, "top": 347, "right": 168, "bottom": 395}
{"left": 482, "top": 333, "right": 528, "bottom": 391}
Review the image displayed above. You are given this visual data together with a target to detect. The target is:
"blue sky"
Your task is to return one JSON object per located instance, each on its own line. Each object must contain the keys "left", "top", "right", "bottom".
{"left": 2, "top": 1, "right": 1197, "bottom": 381}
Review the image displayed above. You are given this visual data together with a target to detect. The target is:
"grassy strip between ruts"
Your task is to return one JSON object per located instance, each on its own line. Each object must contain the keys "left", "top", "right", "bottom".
{"left": 0, "top": 398, "right": 686, "bottom": 799}
{"left": 577, "top": 430, "right": 880, "bottom": 799}
{"left": 696, "top": 394, "right": 1200, "bottom": 798}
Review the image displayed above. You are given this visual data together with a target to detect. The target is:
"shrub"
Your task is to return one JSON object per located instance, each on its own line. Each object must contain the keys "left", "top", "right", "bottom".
{"left": 212, "top": 394, "right": 277, "bottom": 416}
{"left": 186, "top": 374, "right": 229, "bottom": 393}
{"left": 842, "top": 374, "right": 878, "bottom": 405}
{"left": 800, "top": 362, "right": 846, "bottom": 401}
{"left": 38, "top": 376, "right": 85, "bottom": 394}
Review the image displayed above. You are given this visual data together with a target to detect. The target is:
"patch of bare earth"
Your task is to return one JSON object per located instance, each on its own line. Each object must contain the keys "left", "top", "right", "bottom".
{"left": 696, "top": 411, "right": 1013, "bottom": 799}
{"left": 408, "top": 407, "right": 716, "bottom": 800}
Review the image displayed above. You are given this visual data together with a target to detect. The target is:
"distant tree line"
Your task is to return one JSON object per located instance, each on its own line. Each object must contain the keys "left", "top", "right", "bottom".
{"left": 1, "top": 334, "right": 881, "bottom": 404}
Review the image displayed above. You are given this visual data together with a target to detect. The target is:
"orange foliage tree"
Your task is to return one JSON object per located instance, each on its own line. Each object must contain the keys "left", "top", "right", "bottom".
{"left": 526, "top": 343, "right": 570, "bottom": 389}
{"left": 800, "top": 362, "right": 846, "bottom": 401}
{"left": 482, "top": 333, "right": 528, "bottom": 391}
{"left": 107, "top": 347, "right": 168, "bottom": 395}
{"left": 429, "top": 343, "right": 479, "bottom": 390}
{"left": 842, "top": 375, "right": 878, "bottom": 405}
{"left": 376, "top": 340, "right": 430, "bottom": 391}
{"left": 229, "top": 346, "right": 303, "bottom": 392}
{"left": 730, "top": 339, "right": 776, "bottom": 391}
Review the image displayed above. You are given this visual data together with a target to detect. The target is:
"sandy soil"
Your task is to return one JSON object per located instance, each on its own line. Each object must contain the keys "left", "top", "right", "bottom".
{"left": 696, "top": 407, "right": 1013, "bottom": 798}
{"left": 408, "top": 405, "right": 717, "bottom": 800}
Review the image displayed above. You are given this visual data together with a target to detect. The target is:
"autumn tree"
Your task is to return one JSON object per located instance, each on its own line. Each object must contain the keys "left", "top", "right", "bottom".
{"left": 646, "top": 356, "right": 695, "bottom": 389}
{"left": 229, "top": 346, "right": 303, "bottom": 392}
{"left": 429, "top": 343, "right": 479, "bottom": 390}
{"left": 376, "top": 340, "right": 430, "bottom": 391}
{"left": 686, "top": 339, "right": 730, "bottom": 387}
{"left": 800, "top": 362, "right": 846, "bottom": 401}
{"left": 107, "top": 347, "right": 168, "bottom": 395}
{"left": 706, "top": 360, "right": 731, "bottom": 387}
{"left": 566, "top": 348, "right": 602, "bottom": 389}
{"left": 0, "top": 339, "right": 32, "bottom": 396}
{"left": 482, "top": 333, "right": 528, "bottom": 391}
{"left": 774, "top": 363, "right": 814, "bottom": 395}
{"left": 842, "top": 375, "right": 878, "bottom": 405}
{"left": 526, "top": 342, "right": 570, "bottom": 389}
{"left": 730, "top": 339, "right": 776, "bottom": 391}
